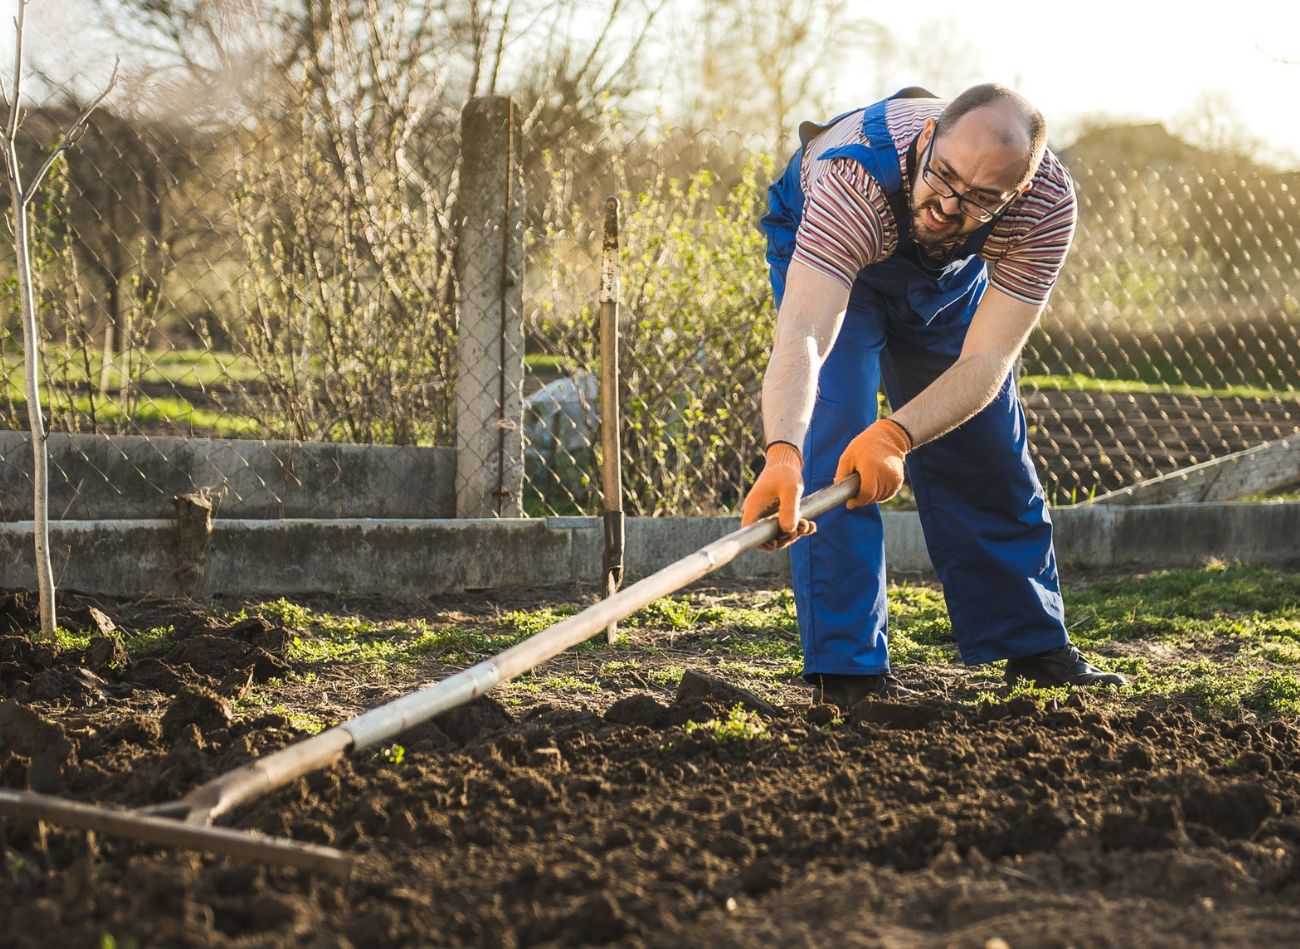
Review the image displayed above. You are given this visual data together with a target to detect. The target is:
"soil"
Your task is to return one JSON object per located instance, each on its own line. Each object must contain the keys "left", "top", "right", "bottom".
{"left": 2, "top": 589, "right": 1300, "bottom": 947}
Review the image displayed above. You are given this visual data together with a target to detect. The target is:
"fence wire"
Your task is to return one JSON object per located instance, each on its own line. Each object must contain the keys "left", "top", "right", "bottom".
{"left": 1, "top": 66, "right": 463, "bottom": 520}
{"left": 2, "top": 80, "right": 1297, "bottom": 521}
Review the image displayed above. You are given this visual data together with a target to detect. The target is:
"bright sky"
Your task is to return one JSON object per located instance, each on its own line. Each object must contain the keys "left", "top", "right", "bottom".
{"left": 4, "top": 1, "right": 1300, "bottom": 167}
{"left": 836, "top": 1, "right": 1300, "bottom": 168}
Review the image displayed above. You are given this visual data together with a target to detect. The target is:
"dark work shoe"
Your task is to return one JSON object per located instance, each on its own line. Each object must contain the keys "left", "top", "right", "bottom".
{"left": 810, "top": 672, "right": 917, "bottom": 708}
{"left": 1003, "top": 644, "right": 1127, "bottom": 688}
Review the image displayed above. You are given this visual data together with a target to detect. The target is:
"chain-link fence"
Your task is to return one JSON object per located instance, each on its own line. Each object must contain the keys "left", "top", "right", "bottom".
{"left": 525, "top": 122, "right": 1300, "bottom": 515}
{"left": 1, "top": 42, "right": 470, "bottom": 521}
{"left": 3, "top": 61, "right": 1297, "bottom": 522}
{"left": 1024, "top": 149, "right": 1300, "bottom": 502}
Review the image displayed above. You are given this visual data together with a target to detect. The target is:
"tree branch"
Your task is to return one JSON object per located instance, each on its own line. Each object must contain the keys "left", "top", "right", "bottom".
{"left": 24, "top": 58, "right": 121, "bottom": 205}
{"left": 1256, "top": 43, "right": 1298, "bottom": 65}
{"left": 5, "top": 1, "right": 28, "bottom": 146}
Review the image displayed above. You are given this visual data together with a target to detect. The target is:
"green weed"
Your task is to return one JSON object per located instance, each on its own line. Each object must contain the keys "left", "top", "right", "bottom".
{"left": 626, "top": 596, "right": 731, "bottom": 630}
{"left": 648, "top": 665, "right": 685, "bottom": 688}
{"left": 499, "top": 606, "right": 579, "bottom": 635}
{"left": 683, "top": 704, "right": 771, "bottom": 742}
{"left": 249, "top": 598, "right": 314, "bottom": 629}
{"left": 122, "top": 626, "right": 176, "bottom": 658}
{"left": 99, "top": 935, "right": 142, "bottom": 949}
{"left": 54, "top": 627, "right": 93, "bottom": 651}
{"left": 984, "top": 679, "right": 1076, "bottom": 707}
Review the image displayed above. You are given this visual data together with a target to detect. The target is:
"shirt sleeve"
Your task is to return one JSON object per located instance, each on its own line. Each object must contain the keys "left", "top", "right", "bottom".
{"left": 790, "top": 158, "right": 891, "bottom": 288}
{"left": 988, "top": 186, "right": 1078, "bottom": 305}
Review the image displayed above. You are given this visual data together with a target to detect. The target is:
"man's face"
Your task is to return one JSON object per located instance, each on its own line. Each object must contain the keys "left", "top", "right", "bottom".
{"left": 910, "top": 107, "right": 1030, "bottom": 257}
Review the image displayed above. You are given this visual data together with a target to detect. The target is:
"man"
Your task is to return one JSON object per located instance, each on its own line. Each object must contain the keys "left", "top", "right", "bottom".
{"left": 740, "top": 84, "right": 1125, "bottom": 708}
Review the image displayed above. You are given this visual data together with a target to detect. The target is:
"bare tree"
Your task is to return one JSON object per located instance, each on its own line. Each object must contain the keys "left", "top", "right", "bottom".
{"left": 665, "top": 0, "right": 886, "bottom": 153}
{"left": 2, "top": 0, "right": 118, "bottom": 639}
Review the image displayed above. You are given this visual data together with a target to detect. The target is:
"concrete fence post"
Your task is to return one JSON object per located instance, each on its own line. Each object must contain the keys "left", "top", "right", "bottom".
{"left": 455, "top": 96, "right": 525, "bottom": 518}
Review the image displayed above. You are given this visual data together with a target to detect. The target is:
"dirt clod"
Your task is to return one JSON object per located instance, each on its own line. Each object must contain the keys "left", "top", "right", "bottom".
{"left": 433, "top": 696, "right": 512, "bottom": 744}
{"left": 86, "top": 635, "right": 129, "bottom": 674}
{"left": 675, "top": 669, "right": 783, "bottom": 716}
{"left": 0, "top": 700, "right": 75, "bottom": 792}
{"left": 161, "top": 685, "right": 232, "bottom": 740}
{"left": 604, "top": 694, "right": 667, "bottom": 726}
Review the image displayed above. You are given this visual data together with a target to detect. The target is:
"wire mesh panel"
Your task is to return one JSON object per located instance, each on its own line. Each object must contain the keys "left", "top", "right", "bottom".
{"left": 0, "top": 15, "right": 464, "bottom": 520}
{"left": 3, "top": 11, "right": 1296, "bottom": 523}
{"left": 1025, "top": 146, "right": 1300, "bottom": 502}
{"left": 524, "top": 127, "right": 774, "bottom": 517}
{"left": 523, "top": 121, "right": 1300, "bottom": 515}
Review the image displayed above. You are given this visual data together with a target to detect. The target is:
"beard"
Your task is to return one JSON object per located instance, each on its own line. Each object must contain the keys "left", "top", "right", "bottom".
{"left": 910, "top": 199, "right": 969, "bottom": 258}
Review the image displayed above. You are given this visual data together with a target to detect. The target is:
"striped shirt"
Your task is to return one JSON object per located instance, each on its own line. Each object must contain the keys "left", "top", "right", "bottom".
{"left": 791, "top": 97, "right": 1077, "bottom": 305}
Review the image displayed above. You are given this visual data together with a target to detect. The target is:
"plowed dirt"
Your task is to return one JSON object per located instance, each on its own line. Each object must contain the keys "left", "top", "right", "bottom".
{"left": 2, "top": 593, "right": 1299, "bottom": 948}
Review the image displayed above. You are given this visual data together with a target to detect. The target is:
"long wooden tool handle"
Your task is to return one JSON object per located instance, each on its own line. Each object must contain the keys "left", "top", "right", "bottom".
{"left": 339, "top": 475, "right": 858, "bottom": 750}
{"left": 599, "top": 195, "right": 623, "bottom": 531}
{"left": 0, "top": 789, "right": 353, "bottom": 878}
{"left": 161, "top": 477, "right": 858, "bottom": 825}
{"left": 599, "top": 196, "right": 624, "bottom": 643}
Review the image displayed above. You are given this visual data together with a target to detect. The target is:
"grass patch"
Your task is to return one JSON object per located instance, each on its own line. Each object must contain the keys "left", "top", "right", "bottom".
{"left": 54, "top": 625, "right": 176, "bottom": 658}
{"left": 1124, "top": 660, "right": 1300, "bottom": 719}
{"left": 54, "top": 628, "right": 93, "bottom": 651}
{"left": 233, "top": 600, "right": 529, "bottom": 670}
{"left": 249, "top": 598, "right": 314, "bottom": 629}
{"left": 3, "top": 346, "right": 265, "bottom": 389}
{"left": 123, "top": 626, "right": 178, "bottom": 658}
{"left": 31, "top": 564, "right": 1300, "bottom": 726}
{"left": 408, "top": 624, "right": 528, "bottom": 664}
{"left": 715, "top": 658, "right": 802, "bottom": 680}
{"left": 506, "top": 674, "right": 600, "bottom": 694}
{"left": 980, "top": 679, "right": 1076, "bottom": 708}
{"left": 624, "top": 591, "right": 802, "bottom": 662}
{"left": 1065, "top": 563, "right": 1300, "bottom": 649}
{"left": 523, "top": 353, "right": 574, "bottom": 375}
{"left": 625, "top": 596, "right": 734, "bottom": 630}
{"left": 499, "top": 606, "right": 580, "bottom": 635}
{"left": 230, "top": 691, "right": 330, "bottom": 734}
{"left": 1052, "top": 564, "right": 1300, "bottom": 718}
{"left": 1019, "top": 372, "right": 1299, "bottom": 402}
{"left": 888, "top": 582, "right": 958, "bottom": 666}
{"left": 5, "top": 385, "right": 263, "bottom": 436}
{"left": 496, "top": 605, "right": 613, "bottom": 655}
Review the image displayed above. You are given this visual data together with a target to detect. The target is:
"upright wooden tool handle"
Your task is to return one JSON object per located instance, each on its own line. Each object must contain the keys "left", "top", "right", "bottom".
{"left": 599, "top": 196, "right": 625, "bottom": 643}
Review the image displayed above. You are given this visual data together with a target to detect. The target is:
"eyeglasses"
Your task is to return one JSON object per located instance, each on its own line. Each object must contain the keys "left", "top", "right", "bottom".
{"left": 919, "top": 137, "right": 1015, "bottom": 223}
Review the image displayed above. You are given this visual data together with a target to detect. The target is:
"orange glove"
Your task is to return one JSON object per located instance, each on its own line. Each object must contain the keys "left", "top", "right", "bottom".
{"left": 834, "top": 418, "right": 913, "bottom": 510}
{"left": 741, "top": 442, "right": 816, "bottom": 551}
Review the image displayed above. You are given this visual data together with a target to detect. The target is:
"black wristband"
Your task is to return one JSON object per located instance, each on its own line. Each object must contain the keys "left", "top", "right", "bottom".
{"left": 765, "top": 439, "right": 802, "bottom": 456}
{"left": 883, "top": 417, "right": 915, "bottom": 450}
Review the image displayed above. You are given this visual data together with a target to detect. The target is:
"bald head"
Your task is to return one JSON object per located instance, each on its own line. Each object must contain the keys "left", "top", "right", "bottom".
{"left": 935, "top": 84, "right": 1047, "bottom": 187}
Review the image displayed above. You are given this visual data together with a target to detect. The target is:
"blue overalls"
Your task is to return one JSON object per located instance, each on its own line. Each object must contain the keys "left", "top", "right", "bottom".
{"left": 760, "top": 90, "right": 1069, "bottom": 675}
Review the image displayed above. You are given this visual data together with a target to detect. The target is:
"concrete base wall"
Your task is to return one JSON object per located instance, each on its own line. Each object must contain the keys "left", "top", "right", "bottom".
{"left": 0, "top": 503, "right": 1295, "bottom": 600}
{"left": 0, "top": 432, "right": 456, "bottom": 521}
